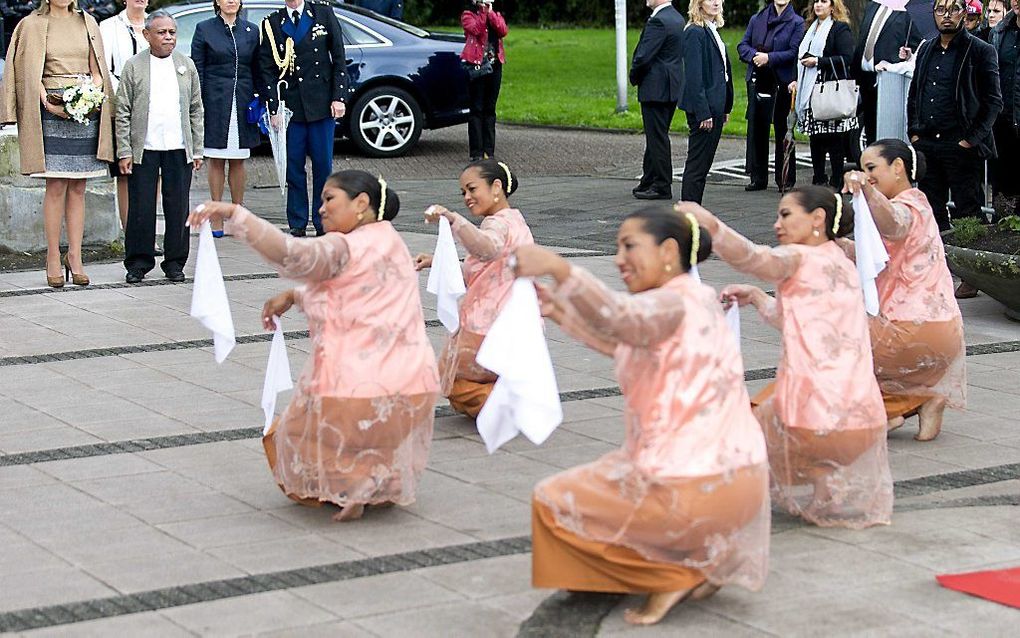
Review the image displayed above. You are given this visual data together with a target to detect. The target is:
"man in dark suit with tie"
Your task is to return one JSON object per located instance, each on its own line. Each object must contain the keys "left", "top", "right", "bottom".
{"left": 259, "top": 0, "right": 351, "bottom": 236}
{"left": 630, "top": 0, "right": 685, "bottom": 200}
{"left": 853, "top": 0, "right": 923, "bottom": 150}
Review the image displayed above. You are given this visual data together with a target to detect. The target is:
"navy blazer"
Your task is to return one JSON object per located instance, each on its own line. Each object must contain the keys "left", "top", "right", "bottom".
{"left": 851, "top": 1, "right": 922, "bottom": 79}
{"left": 680, "top": 24, "right": 733, "bottom": 122}
{"left": 257, "top": 0, "right": 350, "bottom": 122}
{"left": 629, "top": 4, "right": 685, "bottom": 104}
{"left": 737, "top": 3, "right": 804, "bottom": 85}
{"left": 192, "top": 16, "right": 261, "bottom": 150}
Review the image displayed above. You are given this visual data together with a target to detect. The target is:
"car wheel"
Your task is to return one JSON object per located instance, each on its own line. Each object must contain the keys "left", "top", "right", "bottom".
{"left": 350, "top": 87, "right": 423, "bottom": 158}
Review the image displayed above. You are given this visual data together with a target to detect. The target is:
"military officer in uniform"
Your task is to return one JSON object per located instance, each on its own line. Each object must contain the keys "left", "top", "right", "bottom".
{"left": 259, "top": 0, "right": 349, "bottom": 236}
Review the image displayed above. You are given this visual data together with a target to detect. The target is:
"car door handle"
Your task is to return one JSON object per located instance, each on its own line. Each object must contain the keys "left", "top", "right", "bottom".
{"left": 346, "top": 58, "right": 355, "bottom": 64}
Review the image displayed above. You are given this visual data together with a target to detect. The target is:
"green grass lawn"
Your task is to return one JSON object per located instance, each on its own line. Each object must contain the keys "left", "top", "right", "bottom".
{"left": 493, "top": 28, "right": 750, "bottom": 136}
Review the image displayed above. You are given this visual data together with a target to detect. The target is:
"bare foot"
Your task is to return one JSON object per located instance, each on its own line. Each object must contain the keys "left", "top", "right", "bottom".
{"left": 332, "top": 503, "right": 365, "bottom": 522}
{"left": 690, "top": 581, "right": 721, "bottom": 601}
{"left": 623, "top": 590, "right": 691, "bottom": 625}
{"left": 887, "top": 416, "right": 905, "bottom": 432}
{"left": 916, "top": 396, "right": 946, "bottom": 441}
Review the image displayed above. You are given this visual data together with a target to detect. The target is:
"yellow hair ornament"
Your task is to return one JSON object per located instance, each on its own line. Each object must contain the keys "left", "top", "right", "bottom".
{"left": 377, "top": 177, "right": 387, "bottom": 221}
{"left": 684, "top": 212, "right": 700, "bottom": 268}
{"left": 497, "top": 161, "right": 512, "bottom": 194}
{"left": 832, "top": 193, "right": 843, "bottom": 235}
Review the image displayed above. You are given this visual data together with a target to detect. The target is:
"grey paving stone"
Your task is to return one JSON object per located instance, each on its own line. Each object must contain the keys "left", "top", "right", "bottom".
{"left": 293, "top": 571, "right": 463, "bottom": 619}
{"left": 206, "top": 535, "right": 365, "bottom": 575}
{"left": 19, "top": 611, "right": 193, "bottom": 637}
{"left": 416, "top": 554, "right": 533, "bottom": 600}
{"left": 158, "top": 512, "right": 307, "bottom": 550}
{"left": 161, "top": 590, "right": 338, "bottom": 635}
{"left": 34, "top": 453, "right": 164, "bottom": 482}
{"left": 0, "top": 567, "right": 117, "bottom": 614}
{"left": 353, "top": 600, "right": 519, "bottom": 638}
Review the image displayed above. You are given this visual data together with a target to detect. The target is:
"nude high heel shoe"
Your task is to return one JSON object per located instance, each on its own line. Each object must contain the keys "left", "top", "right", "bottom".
{"left": 62, "top": 254, "right": 90, "bottom": 287}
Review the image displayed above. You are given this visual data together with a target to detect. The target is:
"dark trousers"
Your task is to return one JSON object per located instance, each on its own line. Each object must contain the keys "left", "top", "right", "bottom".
{"left": 990, "top": 118, "right": 1020, "bottom": 197}
{"left": 746, "top": 81, "right": 796, "bottom": 187}
{"left": 287, "top": 117, "right": 336, "bottom": 234}
{"left": 681, "top": 113, "right": 725, "bottom": 204}
{"left": 914, "top": 136, "right": 984, "bottom": 231}
{"left": 858, "top": 76, "right": 878, "bottom": 148}
{"left": 638, "top": 100, "right": 677, "bottom": 195}
{"left": 467, "top": 62, "right": 502, "bottom": 158}
{"left": 809, "top": 132, "right": 848, "bottom": 187}
{"left": 124, "top": 149, "right": 192, "bottom": 275}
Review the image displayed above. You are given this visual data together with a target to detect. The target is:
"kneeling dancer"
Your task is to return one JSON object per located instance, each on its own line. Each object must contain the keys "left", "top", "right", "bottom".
{"left": 681, "top": 187, "right": 893, "bottom": 529}
{"left": 515, "top": 208, "right": 769, "bottom": 626}
{"left": 189, "top": 170, "right": 439, "bottom": 521}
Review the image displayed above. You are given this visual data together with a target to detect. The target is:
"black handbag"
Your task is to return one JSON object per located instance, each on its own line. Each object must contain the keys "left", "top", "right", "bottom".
{"left": 462, "top": 57, "right": 493, "bottom": 80}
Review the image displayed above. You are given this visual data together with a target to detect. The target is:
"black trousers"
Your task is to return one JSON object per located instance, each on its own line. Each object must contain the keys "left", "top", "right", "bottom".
{"left": 808, "top": 132, "right": 849, "bottom": 187}
{"left": 681, "top": 113, "right": 724, "bottom": 204}
{"left": 746, "top": 81, "right": 796, "bottom": 187}
{"left": 124, "top": 149, "right": 192, "bottom": 275}
{"left": 990, "top": 118, "right": 1020, "bottom": 197}
{"left": 638, "top": 100, "right": 677, "bottom": 195}
{"left": 858, "top": 76, "right": 878, "bottom": 148}
{"left": 914, "top": 137, "right": 984, "bottom": 231}
{"left": 467, "top": 62, "right": 502, "bottom": 158}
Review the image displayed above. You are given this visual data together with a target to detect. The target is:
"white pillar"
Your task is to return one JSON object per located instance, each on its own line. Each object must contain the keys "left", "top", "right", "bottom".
{"left": 614, "top": 0, "right": 628, "bottom": 113}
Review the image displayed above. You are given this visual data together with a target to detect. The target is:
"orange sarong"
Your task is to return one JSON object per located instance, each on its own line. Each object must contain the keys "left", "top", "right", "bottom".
{"left": 870, "top": 318, "right": 963, "bottom": 419}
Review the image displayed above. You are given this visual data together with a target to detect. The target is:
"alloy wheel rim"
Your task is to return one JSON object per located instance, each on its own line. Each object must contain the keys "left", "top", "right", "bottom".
{"left": 360, "top": 95, "right": 415, "bottom": 152}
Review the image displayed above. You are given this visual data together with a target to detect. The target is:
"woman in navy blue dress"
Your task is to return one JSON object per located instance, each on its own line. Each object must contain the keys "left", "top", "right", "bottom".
{"left": 192, "top": 0, "right": 260, "bottom": 236}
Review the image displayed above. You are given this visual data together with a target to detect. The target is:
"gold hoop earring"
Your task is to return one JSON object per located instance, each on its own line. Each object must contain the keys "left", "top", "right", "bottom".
{"left": 664, "top": 264, "right": 673, "bottom": 272}
{"left": 812, "top": 229, "right": 820, "bottom": 237}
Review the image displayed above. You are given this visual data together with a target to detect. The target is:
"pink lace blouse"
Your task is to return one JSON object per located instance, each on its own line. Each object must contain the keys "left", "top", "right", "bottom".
{"left": 449, "top": 208, "right": 534, "bottom": 334}
{"left": 711, "top": 223, "right": 885, "bottom": 431}
{"left": 226, "top": 208, "right": 439, "bottom": 398}
{"left": 554, "top": 266, "right": 767, "bottom": 478}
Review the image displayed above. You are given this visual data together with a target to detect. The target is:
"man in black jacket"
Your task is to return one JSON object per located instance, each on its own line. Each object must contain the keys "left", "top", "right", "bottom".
{"left": 853, "top": 0, "right": 922, "bottom": 149}
{"left": 259, "top": 0, "right": 351, "bottom": 236}
{"left": 990, "top": 8, "right": 1020, "bottom": 217}
{"left": 908, "top": 0, "right": 1002, "bottom": 232}
{"left": 630, "top": 0, "right": 685, "bottom": 200}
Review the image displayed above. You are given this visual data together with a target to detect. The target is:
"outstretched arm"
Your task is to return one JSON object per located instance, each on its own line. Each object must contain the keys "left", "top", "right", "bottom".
{"left": 190, "top": 203, "right": 351, "bottom": 282}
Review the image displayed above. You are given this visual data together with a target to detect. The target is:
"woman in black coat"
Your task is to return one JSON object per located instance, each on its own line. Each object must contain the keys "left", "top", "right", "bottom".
{"left": 679, "top": 0, "right": 733, "bottom": 204}
{"left": 192, "top": 0, "right": 260, "bottom": 236}
{"left": 792, "top": 0, "right": 856, "bottom": 187}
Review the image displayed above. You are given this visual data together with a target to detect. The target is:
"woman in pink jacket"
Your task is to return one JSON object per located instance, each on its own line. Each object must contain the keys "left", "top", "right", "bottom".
{"left": 461, "top": 0, "right": 507, "bottom": 161}
{"left": 680, "top": 187, "right": 893, "bottom": 529}
{"left": 415, "top": 159, "right": 533, "bottom": 418}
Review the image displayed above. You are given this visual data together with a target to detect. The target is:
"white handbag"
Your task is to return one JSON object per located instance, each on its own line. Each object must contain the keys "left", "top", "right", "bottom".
{"left": 810, "top": 58, "right": 859, "bottom": 121}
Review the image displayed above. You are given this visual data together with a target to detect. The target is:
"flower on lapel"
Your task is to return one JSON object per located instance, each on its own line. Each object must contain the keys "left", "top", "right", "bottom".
{"left": 177, "top": 64, "right": 186, "bottom": 75}
{"left": 311, "top": 24, "right": 327, "bottom": 40}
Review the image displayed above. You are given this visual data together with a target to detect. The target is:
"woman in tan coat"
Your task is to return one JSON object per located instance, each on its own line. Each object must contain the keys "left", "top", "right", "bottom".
{"left": 1, "top": 0, "right": 114, "bottom": 287}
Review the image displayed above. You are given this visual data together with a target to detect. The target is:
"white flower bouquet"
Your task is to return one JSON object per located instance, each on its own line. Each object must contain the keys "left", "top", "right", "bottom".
{"left": 50, "top": 78, "right": 105, "bottom": 124}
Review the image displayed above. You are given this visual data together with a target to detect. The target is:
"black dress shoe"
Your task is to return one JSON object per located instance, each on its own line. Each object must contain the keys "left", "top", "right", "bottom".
{"left": 632, "top": 184, "right": 650, "bottom": 195}
{"left": 744, "top": 182, "right": 767, "bottom": 192}
{"left": 289, "top": 228, "right": 306, "bottom": 238}
{"left": 633, "top": 188, "right": 672, "bottom": 200}
{"left": 125, "top": 271, "right": 144, "bottom": 284}
{"left": 165, "top": 270, "right": 185, "bottom": 283}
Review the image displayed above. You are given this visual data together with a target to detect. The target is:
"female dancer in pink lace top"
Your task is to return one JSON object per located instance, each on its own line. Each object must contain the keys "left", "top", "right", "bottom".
{"left": 514, "top": 208, "right": 769, "bottom": 626}
{"left": 188, "top": 170, "right": 439, "bottom": 521}
{"left": 414, "top": 160, "right": 534, "bottom": 418}
{"left": 680, "top": 187, "right": 892, "bottom": 529}
{"left": 842, "top": 139, "right": 966, "bottom": 441}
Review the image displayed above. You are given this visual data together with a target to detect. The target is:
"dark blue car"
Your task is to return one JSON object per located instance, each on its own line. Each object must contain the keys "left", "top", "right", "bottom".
{"left": 165, "top": 1, "right": 470, "bottom": 157}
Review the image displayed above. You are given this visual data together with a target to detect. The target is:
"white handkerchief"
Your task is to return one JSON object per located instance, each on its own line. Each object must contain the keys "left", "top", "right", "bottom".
{"left": 190, "top": 221, "right": 235, "bottom": 362}
{"left": 475, "top": 278, "right": 563, "bottom": 454}
{"left": 262, "top": 317, "right": 293, "bottom": 435}
{"left": 852, "top": 191, "right": 889, "bottom": 316}
{"left": 689, "top": 264, "right": 701, "bottom": 284}
{"left": 426, "top": 214, "right": 466, "bottom": 333}
{"left": 725, "top": 303, "right": 741, "bottom": 352}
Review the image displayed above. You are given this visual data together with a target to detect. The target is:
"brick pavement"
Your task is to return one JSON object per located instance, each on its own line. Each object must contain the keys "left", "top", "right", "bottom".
{"left": 1, "top": 125, "right": 1019, "bottom": 637}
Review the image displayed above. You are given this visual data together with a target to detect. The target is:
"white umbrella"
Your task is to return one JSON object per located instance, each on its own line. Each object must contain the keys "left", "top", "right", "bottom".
{"left": 261, "top": 80, "right": 292, "bottom": 195}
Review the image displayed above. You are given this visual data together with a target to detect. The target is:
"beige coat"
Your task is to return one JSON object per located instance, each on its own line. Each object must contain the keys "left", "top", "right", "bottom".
{"left": 0, "top": 9, "right": 115, "bottom": 175}
{"left": 115, "top": 50, "right": 204, "bottom": 164}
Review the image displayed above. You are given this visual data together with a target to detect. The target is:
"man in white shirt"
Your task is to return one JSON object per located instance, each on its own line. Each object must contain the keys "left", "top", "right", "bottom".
{"left": 115, "top": 10, "right": 204, "bottom": 284}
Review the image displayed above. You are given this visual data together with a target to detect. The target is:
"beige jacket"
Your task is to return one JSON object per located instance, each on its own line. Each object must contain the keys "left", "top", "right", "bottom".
{"left": 114, "top": 49, "right": 204, "bottom": 164}
{"left": 0, "top": 9, "right": 115, "bottom": 175}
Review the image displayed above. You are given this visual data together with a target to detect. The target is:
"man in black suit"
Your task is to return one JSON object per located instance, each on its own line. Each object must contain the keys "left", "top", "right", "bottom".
{"left": 259, "top": 0, "right": 351, "bottom": 236}
{"left": 853, "top": 0, "right": 923, "bottom": 149}
{"left": 630, "top": 0, "right": 685, "bottom": 200}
